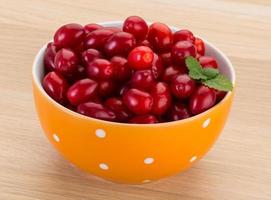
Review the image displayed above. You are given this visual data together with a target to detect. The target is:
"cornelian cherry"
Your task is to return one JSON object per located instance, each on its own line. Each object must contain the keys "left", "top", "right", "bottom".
{"left": 67, "top": 78, "right": 98, "bottom": 105}
{"left": 199, "top": 56, "right": 218, "bottom": 69}
{"left": 123, "top": 16, "right": 148, "bottom": 41}
{"left": 189, "top": 85, "right": 216, "bottom": 115}
{"left": 54, "top": 23, "right": 85, "bottom": 49}
{"left": 128, "top": 46, "right": 154, "bottom": 70}
{"left": 43, "top": 71, "right": 68, "bottom": 104}
{"left": 123, "top": 88, "right": 153, "bottom": 115}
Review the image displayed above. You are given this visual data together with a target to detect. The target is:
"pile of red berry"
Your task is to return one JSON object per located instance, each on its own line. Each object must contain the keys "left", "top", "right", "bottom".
{"left": 42, "top": 16, "right": 228, "bottom": 124}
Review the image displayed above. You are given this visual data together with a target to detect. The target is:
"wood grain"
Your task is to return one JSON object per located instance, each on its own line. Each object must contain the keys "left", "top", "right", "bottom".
{"left": 0, "top": 0, "right": 271, "bottom": 199}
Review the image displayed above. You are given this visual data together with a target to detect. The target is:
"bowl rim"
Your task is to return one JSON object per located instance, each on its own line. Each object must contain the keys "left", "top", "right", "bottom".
{"left": 32, "top": 20, "right": 236, "bottom": 127}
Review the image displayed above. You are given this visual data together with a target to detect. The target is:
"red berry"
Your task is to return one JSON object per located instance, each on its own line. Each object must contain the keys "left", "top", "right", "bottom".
{"left": 123, "top": 16, "right": 148, "bottom": 41}
{"left": 54, "top": 48, "right": 79, "bottom": 76}
{"left": 173, "top": 29, "right": 195, "bottom": 43}
{"left": 54, "top": 23, "right": 85, "bottom": 49}
{"left": 105, "top": 97, "right": 131, "bottom": 122}
{"left": 81, "top": 49, "right": 102, "bottom": 66}
{"left": 87, "top": 58, "right": 113, "bottom": 80}
{"left": 123, "top": 88, "right": 153, "bottom": 115}
{"left": 199, "top": 56, "right": 218, "bottom": 69}
{"left": 147, "top": 22, "right": 173, "bottom": 52}
{"left": 131, "top": 70, "right": 155, "bottom": 91}
{"left": 66, "top": 65, "right": 87, "bottom": 83}
{"left": 77, "top": 102, "right": 116, "bottom": 121}
{"left": 151, "top": 53, "right": 164, "bottom": 80}
{"left": 111, "top": 56, "right": 131, "bottom": 82}
{"left": 104, "top": 31, "right": 136, "bottom": 57}
{"left": 84, "top": 29, "right": 114, "bottom": 50}
{"left": 130, "top": 115, "right": 158, "bottom": 124}
{"left": 98, "top": 80, "right": 117, "bottom": 97}
{"left": 84, "top": 23, "right": 103, "bottom": 34}
{"left": 162, "top": 65, "right": 187, "bottom": 82}
{"left": 171, "top": 41, "right": 196, "bottom": 65}
{"left": 44, "top": 42, "right": 57, "bottom": 72}
{"left": 43, "top": 71, "right": 68, "bottom": 104}
{"left": 151, "top": 82, "right": 172, "bottom": 115}
{"left": 215, "top": 90, "right": 227, "bottom": 102}
{"left": 67, "top": 78, "right": 98, "bottom": 105}
{"left": 73, "top": 42, "right": 85, "bottom": 54}
{"left": 128, "top": 46, "right": 154, "bottom": 70}
{"left": 189, "top": 85, "right": 216, "bottom": 115}
{"left": 170, "top": 74, "right": 196, "bottom": 99}
{"left": 159, "top": 52, "right": 172, "bottom": 67}
{"left": 167, "top": 103, "right": 190, "bottom": 121}
{"left": 137, "top": 39, "right": 153, "bottom": 48}
{"left": 194, "top": 37, "right": 205, "bottom": 56}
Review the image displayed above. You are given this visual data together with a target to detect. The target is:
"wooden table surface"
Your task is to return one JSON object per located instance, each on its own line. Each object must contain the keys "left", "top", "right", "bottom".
{"left": 1, "top": 0, "right": 271, "bottom": 199}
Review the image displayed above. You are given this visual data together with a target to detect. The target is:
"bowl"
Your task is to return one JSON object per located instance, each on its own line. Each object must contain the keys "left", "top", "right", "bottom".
{"left": 32, "top": 21, "right": 235, "bottom": 184}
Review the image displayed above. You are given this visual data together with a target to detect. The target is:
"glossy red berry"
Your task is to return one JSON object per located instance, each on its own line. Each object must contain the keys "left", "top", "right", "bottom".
{"left": 104, "top": 31, "right": 136, "bottom": 57}
{"left": 173, "top": 29, "right": 195, "bottom": 43}
{"left": 159, "top": 52, "right": 172, "bottom": 67}
{"left": 167, "top": 103, "right": 190, "bottom": 121}
{"left": 84, "top": 29, "right": 113, "bottom": 50}
{"left": 189, "top": 85, "right": 216, "bottom": 115}
{"left": 215, "top": 90, "right": 227, "bottom": 102}
{"left": 87, "top": 59, "right": 113, "bottom": 80}
{"left": 171, "top": 41, "right": 196, "bottom": 65}
{"left": 147, "top": 22, "right": 173, "bottom": 52}
{"left": 66, "top": 65, "right": 87, "bottom": 83}
{"left": 98, "top": 80, "right": 117, "bottom": 97}
{"left": 170, "top": 74, "right": 196, "bottom": 99}
{"left": 199, "top": 56, "right": 218, "bottom": 69}
{"left": 131, "top": 70, "right": 156, "bottom": 91}
{"left": 42, "top": 71, "right": 68, "bottom": 104}
{"left": 151, "top": 82, "right": 172, "bottom": 115}
{"left": 84, "top": 23, "right": 103, "bottom": 34}
{"left": 130, "top": 115, "right": 158, "bottom": 124}
{"left": 44, "top": 42, "right": 57, "bottom": 72}
{"left": 128, "top": 46, "right": 154, "bottom": 70}
{"left": 123, "top": 88, "right": 153, "bottom": 115}
{"left": 123, "top": 16, "right": 148, "bottom": 41}
{"left": 67, "top": 78, "right": 98, "bottom": 105}
{"left": 81, "top": 48, "right": 102, "bottom": 66}
{"left": 54, "top": 48, "right": 79, "bottom": 76}
{"left": 151, "top": 53, "right": 164, "bottom": 80}
{"left": 72, "top": 42, "right": 85, "bottom": 54}
{"left": 105, "top": 97, "right": 131, "bottom": 122}
{"left": 162, "top": 65, "right": 187, "bottom": 82}
{"left": 137, "top": 39, "right": 153, "bottom": 48}
{"left": 77, "top": 102, "right": 116, "bottom": 121}
{"left": 54, "top": 23, "right": 85, "bottom": 49}
{"left": 194, "top": 37, "right": 205, "bottom": 56}
{"left": 111, "top": 56, "right": 131, "bottom": 82}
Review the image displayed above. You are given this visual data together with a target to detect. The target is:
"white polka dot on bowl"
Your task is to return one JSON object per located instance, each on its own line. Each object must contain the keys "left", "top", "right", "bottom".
{"left": 99, "top": 163, "right": 109, "bottom": 170}
{"left": 144, "top": 157, "right": 154, "bottom": 165}
{"left": 202, "top": 118, "right": 211, "bottom": 128}
{"left": 190, "top": 156, "right": 197, "bottom": 163}
{"left": 95, "top": 129, "right": 106, "bottom": 138}
{"left": 53, "top": 134, "right": 60, "bottom": 142}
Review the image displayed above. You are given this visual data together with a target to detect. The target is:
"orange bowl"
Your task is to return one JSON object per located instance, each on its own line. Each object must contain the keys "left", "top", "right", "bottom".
{"left": 32, "top": 21, "right": 235, "bottom": 184}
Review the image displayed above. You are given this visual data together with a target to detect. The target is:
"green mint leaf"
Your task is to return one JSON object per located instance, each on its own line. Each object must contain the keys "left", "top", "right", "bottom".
{"left": 202, "top": 68, "right": 219, "bottom": 79}
{"left": 185, "top": 56, "right": 207, "bottom": 80}
{"left": 203, "top": 74, "right": 233, "bottom": 91}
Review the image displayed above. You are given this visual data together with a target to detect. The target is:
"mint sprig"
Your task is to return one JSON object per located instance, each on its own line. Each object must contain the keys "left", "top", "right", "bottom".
{"left": 185, "top": 56, "right": 233, "bottom": 91}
